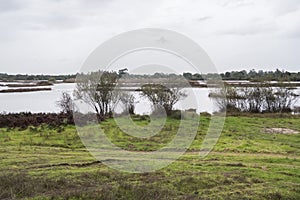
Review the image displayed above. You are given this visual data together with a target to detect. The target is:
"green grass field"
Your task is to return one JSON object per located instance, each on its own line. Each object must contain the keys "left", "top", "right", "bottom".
{"left": 0, "top": 115, "right": 300, "bottom": 199}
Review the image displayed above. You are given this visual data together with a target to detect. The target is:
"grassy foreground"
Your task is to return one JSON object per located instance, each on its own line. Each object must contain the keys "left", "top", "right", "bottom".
{"left": 0, "top": 115, "right": 300, "bottom": 199}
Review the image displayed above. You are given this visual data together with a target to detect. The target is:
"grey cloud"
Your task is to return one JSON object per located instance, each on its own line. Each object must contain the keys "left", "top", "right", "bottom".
{"left": 77, "top": 0, "right": 113, "bottom": 6}
{"left": 281, "top": 22, "right": 300, "bottom": 38}
{"left": 219, "top": 27, "right": 276, "bottom": 36}
{"left": 270, "top": 0, "right": 300, "bottom": 16}
{"left": 0, "top": 0, "right": 24, "bottom": 13}
{"left": 24, "top": 13, "right": 82, "bottom": 30}
{"left": 221, "top": 0, "right": 254, "bottom": 8}
{"left": 196, "top": 16, "right": 212, "bottom": 22}
{"left": 217, "top": 20, "right": 278, "bottom": 36}
{"left": 288, "top": 28, "right": 300, "bottom": 38}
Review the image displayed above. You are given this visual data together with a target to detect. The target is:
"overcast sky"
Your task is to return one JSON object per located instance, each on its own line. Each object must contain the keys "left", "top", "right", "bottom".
{"left": 0, "top": 0, "right": 299, "bottom": 74}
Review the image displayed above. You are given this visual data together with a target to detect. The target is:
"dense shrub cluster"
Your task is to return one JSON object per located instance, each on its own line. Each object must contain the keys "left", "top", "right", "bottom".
{"left": 210, "top": 84, "right": 299, "bottom": 113}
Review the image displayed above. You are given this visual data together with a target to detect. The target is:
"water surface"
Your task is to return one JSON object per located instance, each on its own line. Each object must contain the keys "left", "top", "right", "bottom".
{"left": 1, "top": 82, "right": 299, "bottom": 114}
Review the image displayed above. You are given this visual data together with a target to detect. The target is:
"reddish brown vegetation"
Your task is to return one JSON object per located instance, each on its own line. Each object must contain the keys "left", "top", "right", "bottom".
{"left": 0, "top": 112, "right": 74, "bottom": 128}
{"left": 0, "top": 112, "right": 102, "bottom": 128}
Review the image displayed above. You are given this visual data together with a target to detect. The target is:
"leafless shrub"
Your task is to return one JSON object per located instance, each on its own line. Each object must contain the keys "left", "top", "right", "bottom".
{"left": 141, "top": 84, "right": 187, "bottom": 116}
{"left": 210, "top": 82, "right": 299, "bottom": 113}
{"left": 56, "top": 92, "right": 74, "bottom": 114}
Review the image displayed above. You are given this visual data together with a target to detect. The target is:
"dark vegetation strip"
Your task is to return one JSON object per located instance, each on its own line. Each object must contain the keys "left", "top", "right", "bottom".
{"left": 190, "top": 81, "right": 300, "bottom": 88}
{"left": 0, "top": 112, "right": 74, "bottom": 128}
{"left": 0, "top": 112, "right": 101, "bottom": 128}
{"left": 6, "top": 82, "right": 53, "bottom": 87}
{"left": 0, "top": 87, "right": 51, "bottom": 93}
{"left": 224, "top": 82, "right": 300, "bottom": 88}
{"left": 6, "top": 84, "right": 44, "bottom": 87}
{"left": 0, "top": 73, "right": 76, "bottom": 81}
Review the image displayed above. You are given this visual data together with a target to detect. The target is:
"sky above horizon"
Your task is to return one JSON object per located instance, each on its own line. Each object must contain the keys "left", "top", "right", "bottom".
{"left": 0, "top": 0, "right": 299, "bottom": 75}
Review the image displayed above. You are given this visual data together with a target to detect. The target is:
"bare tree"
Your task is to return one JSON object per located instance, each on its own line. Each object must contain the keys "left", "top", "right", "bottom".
{"left": 209, "top": 86, "right": 241, "bottom": 112}
{"left": 210, "top": 82, "right": 299, "bottom": 113}
{"left": 120, "top": 92, "right": 136, "bottom": 115}
{"left": 270, "top": 87, "right": 298, "bottom": 112}
{"left": 247, "top": 87, "right": 264, "bottom": 113}
{"left": 56, "top": 92, "right": 74, "bottom": 114}
{"left": 74, "top": 71, "right": 120, "bottom": 118}
{"left": 141, "top": 84, "right": 187, "bottom": 116}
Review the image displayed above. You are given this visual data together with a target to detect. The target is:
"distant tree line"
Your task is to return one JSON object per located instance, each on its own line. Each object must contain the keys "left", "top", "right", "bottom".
{"left": 118, "top": 69, "right": 300, "bottom": 82}
{"left": 183, "top": 69, "right": 300, "bottom": 81}
{"left": 219, "top": 69, "right": 300, "bottom": 81}
{"left": 2, "top": 69, "right": 300, "bottom": 82}
{"left": 183, "top": 72, "right": 203, "bottom": 80}
{"left": 0, "top": 73, "right": 76, "bottom": 82}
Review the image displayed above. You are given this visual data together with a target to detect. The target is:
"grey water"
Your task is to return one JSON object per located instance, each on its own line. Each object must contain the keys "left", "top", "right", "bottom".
{"left": 1, "top": 82, "right": 299, "bottom": 114}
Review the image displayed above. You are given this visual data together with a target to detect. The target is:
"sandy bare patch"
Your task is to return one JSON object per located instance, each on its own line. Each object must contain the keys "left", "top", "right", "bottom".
{"left": 264, "top": 128, "right": 299, "bottom": 135}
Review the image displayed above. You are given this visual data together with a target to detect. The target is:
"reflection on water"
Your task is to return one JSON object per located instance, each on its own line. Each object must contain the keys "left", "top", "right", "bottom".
{"left": 0, "top": 82, "right": 299, "bottom": 114}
